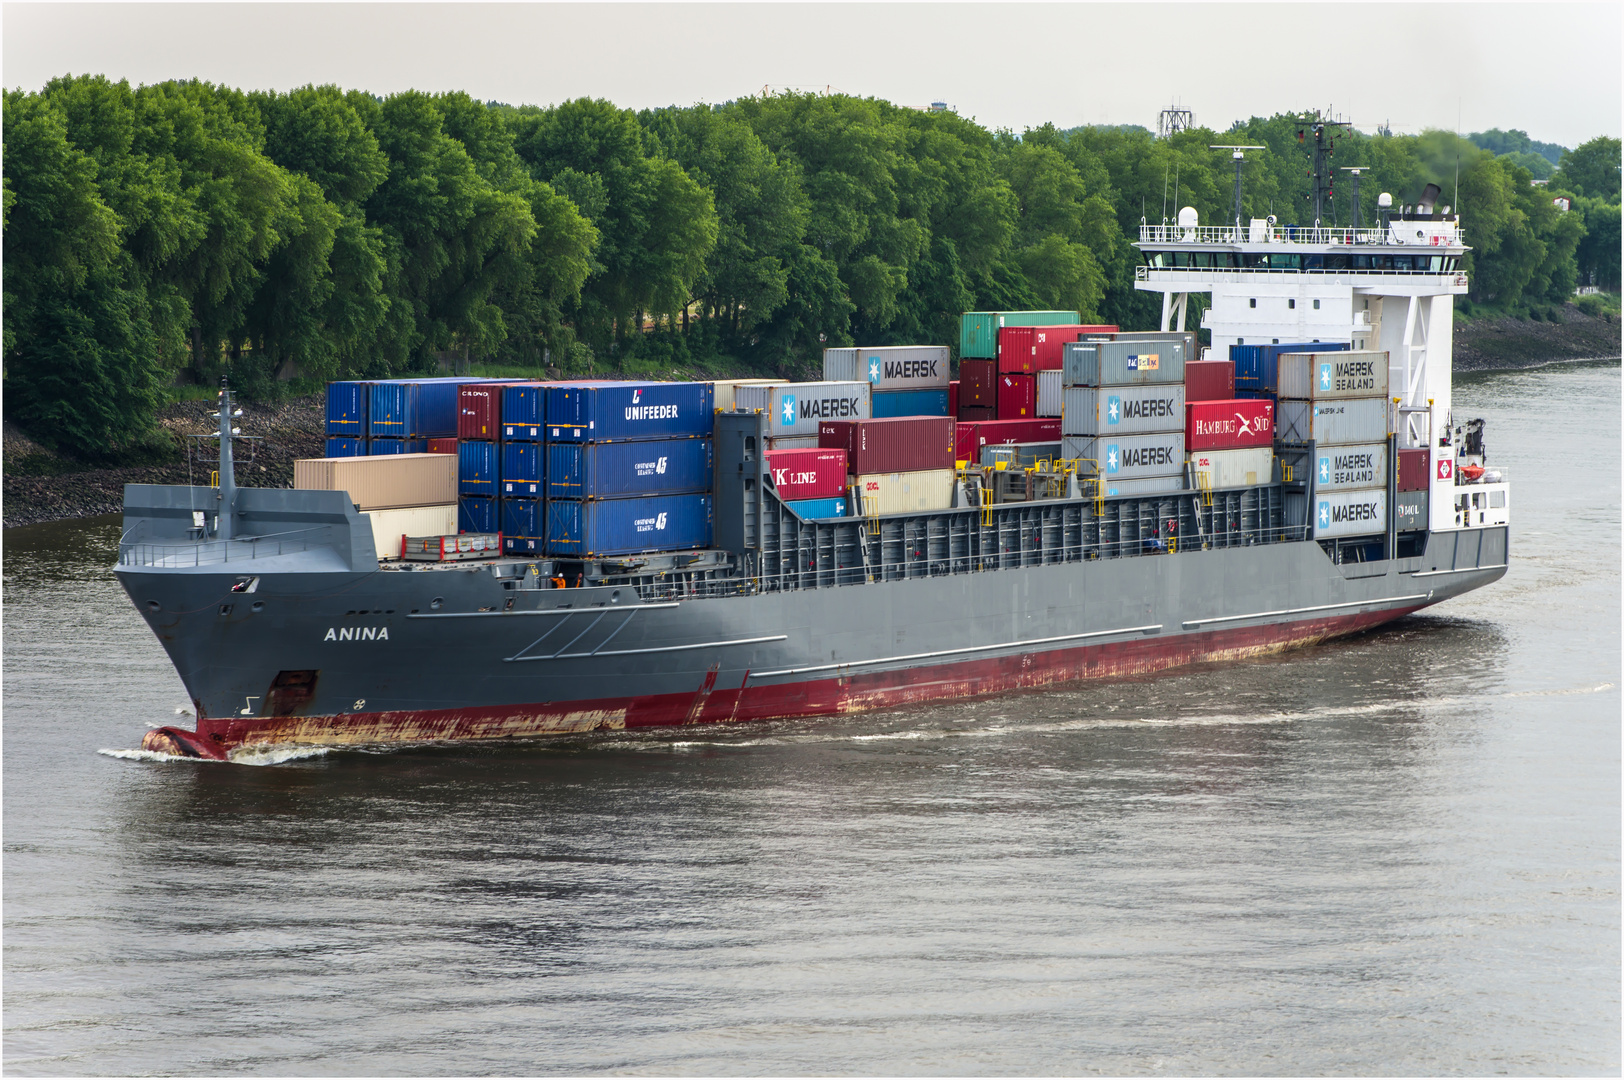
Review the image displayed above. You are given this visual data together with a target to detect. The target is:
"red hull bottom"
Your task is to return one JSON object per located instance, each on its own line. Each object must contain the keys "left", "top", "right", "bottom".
{"left": 144, "top": 606, "right": 1424, "bottom": 760}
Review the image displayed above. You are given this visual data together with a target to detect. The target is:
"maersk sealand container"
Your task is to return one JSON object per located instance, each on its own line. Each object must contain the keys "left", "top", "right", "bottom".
{"left": 545, "top": 493, "right": 712, "bottom": 557}
{"left": 547, "top": 438, "right": 713, "bottom": 499}
{"left": 545, "top": 383, "right": 714, "bottom": 442}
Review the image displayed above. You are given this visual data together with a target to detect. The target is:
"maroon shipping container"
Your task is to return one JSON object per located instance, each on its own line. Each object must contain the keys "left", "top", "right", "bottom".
{"left": 1184, "top": 360, "right": 1236, "bottom": 402}
{"left": 997, "top": 372, "right": 1037, "bottom": 419}
{"left": 1185, "top": 399, "right": 1275, "bottom": 450}
{"left": 457, "top": 382, "right": 505, "bottom": 440}
{"left": 766, "top": 447, "right": 848, "bottom": 500}
{"left": 959, "top": 359, "right": 997, "bottom": 407}
{"left": 1397, "top": 447, "right": 1431, "bottom": 492}
{"left": 997, "top": 324, "right": 1119, "bottom": 373}
{"left": 426, "top": 437, "right": 458, "bottom": 455}
{"left": 819, "top": 416, "right": 955, "bottom": 474}
{"left": 956, "top": 418, "right": 1062, "bottom": 463}
{"left": 948, "top": 380, "right": 959, "bottom": 417}
{"left": 958, "top": 405, "right": 997, "bottom": 423}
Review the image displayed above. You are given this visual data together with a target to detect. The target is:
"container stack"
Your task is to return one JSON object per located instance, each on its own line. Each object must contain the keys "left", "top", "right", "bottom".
{"left": 1274, "top": 350, "right": 1392, "bottom": 539}
{"left": 293, "top": 453, "right": 461, "bottom": 560}
{"left": 1395, "top": 445, "right": 1431, "bottom": 533}
{"left": 454, "top": 382, "right": 512, "bottom": 536}
{"left": 1229, "top": 341, "right": 1349, "bottom": 399}
{"left": 823, "top": 346, "right": 951, "bottom": 417}
{"left": 765, "top": 446, "right": 850, "bottom": 519}
{"left": 1059, "top": 339, "right": 1188, "bottom": 497}
{"left": 734, "top": 381, "right": 872, "bottom": 450}
{"left": 819, "top": 416, "right": 957, "bottom": 515}
{"left": 325, "top": 380, "right": 371, "bottom": 457}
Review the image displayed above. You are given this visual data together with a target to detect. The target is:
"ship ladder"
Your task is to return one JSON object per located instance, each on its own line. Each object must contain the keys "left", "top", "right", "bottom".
{"left": 1184, "top": 462, "right": 1209, "bottom": 549}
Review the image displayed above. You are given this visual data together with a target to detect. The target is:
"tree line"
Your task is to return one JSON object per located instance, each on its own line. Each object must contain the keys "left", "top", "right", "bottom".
{"left": 4, "top": 75, "right": 1619, "bottom": 456}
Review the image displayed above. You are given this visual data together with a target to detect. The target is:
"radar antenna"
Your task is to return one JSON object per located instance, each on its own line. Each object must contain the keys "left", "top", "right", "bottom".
{"left": 1210, "top": 145, "right": 1265, "bottom": 237}
{"left": 1293, "top": 110, "right": 1353, "bottom": 229}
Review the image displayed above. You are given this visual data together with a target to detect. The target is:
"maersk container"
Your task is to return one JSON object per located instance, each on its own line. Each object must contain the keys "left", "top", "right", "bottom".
{"left": 871, "top": 388, "right": 950, "bottom": 418}
{"left": 1313, "top": 487, "right": 1388, "bottom": 539}
{"left": 1062, "top": 385, "right": 1186, "bottom": 437}
{"left": 1394, "top": 490, "right": 1428, "bottom": 532}
{"left": 818, "top": 416, "right": 955, "bottom": 475}
{"left": 1231, "top": 340, "right": 1349, "bottom": 391}
{"left": 733, "top": 382, "right": 871, "bottom": 438}
{"left": 958, "top": 359, "right": 997, "bottom": 407}
{"left": 1061, "top": 340, "right": 1186, "bottom": 386}
{"left": 850, "top": 469, "right": 956, "bottom": 515}
{"left": 370, "top": 438, "right": 428, "bottom": 455}
{"left": 1188, "top": 448, "right": 1274, "bottom": 490}
{"left": 954, "top": 418, "right": 1061, "bottom": 463}
{"left": 1397, "top": 448, "right": 1431, "bottom": 492}
{"left": 500, "top": 441, "right": 542, "bottom": 498}
{"left": 1184, "top": 360, "right": 1236, "bottom": 402}
{"left": 1276, "top": 397, "right": 1388, "bottom": 446}
{"left": 457, "top": 383, "right": 506, "bottom": 440}
{"left": 766, "top": 448, "right": 848, "bottom": 500}
{"left": 997, "top": 372, "right": 1037, "bottom": 418}
{"left": 545, "top": 382, "right": 714, "bottom": 442}
{"left": 326, "top": 437, "right": 366, "bottom": 458}
{"left": 1276, "top": 350, "right": 1390, "bottom": 400}
{"left": 823, "top": 345, "right": 951, "bottom": 390}
{"left": 502, "top": 497, "right": 543, "bottom": 553}
{"left": 1097, "top": 475, "right": 1186, "bottom": 499}
{"left": 1185, "top": 399, "right": 1275, "bottom": 451}
{"left": 546, "top": 493, "right": 712, "bottom": 557}
{"left": 459, "top": 495, "right": 497, "bottom": 534}
{"left": 502, "top": 383, "right": 547, "bottom": 440}
{"left": 458, "top": 440, "right": 501, "bottom": 497}
{"left": 1037, "top": 370, "right": 1062, "bottom": 417}
{"left": 785, "top": 497, "right": 849, "bottom": 519}
{"left": 1314, "top": 442, "right": 1388, "bottom": 492}
{"left": 325, "top": 381, "right": 369, "bottom": 436}
{"left": 1060, "top": 432, "right": 1186, "bottom": 479}
{"left": 547, "top": 437, "right": 713, "bottom": 500}
{"left": 959, "top": 311, "right": 1083, "bottom": 359}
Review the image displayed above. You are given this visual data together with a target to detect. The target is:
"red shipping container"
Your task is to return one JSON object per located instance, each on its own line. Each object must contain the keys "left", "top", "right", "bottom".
{"left": 766, "top": 447, "right": 848, "bottom": 499}
{"left": 1185, "top": 399, "right": 1275, "bottom": 450}
{"left": 948, "top": 380, "right": 959, "bottom": 417}
{"left": 959, "top": 359, "right": 997, "bottom": 406}
{"left": 1184, "top": 360, "right": 1236, "bottom": 402}
{"left": 819, "top": 416, "right": 955, "bottom": 474}
{"left": 1397, "top": 448, "right": 1430, "bottom": 492}
{"left": 457, "top": 382, "right": 505, "bottom": 440}
{"left": 997, "top": 372, "right": 1037, "bottom": 418}
{"left": 997, "top": 324, "right": 1119, "bottom": 373}
{"left": 956, "top": 418, "right": 1061, "bottom": 463}
{"left": 426, "top": 437, "right": 458, "bottom": 454}
{"left": 958, "top": 405, "right": 996, "bottom": 423}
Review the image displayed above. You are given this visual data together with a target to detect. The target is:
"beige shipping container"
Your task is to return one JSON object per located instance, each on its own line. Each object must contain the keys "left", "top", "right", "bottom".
{"left": 293, "top": 453, "right": 457, "bottom": 510}
{"left": 850, "top": 468, "right": 956, "bottom": 515}
{"left": 361, "top": 504, "right": 457, "bottom": 560}
{"left": 712, "top": 378, "right": 781, "bottom": 412}
{"left": 1188, "top": 447, "right": 1275, "bottom": 490}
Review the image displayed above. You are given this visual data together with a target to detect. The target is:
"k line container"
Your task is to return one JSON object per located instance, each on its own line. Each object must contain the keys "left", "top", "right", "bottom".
{"left": 959, "top": 311, "right": 1083, "bottom": 359}
{"left": 957, "top": 359, "right": 997, "bottom": 407}
{"left": 997, "top": 373, "right": 1037, "bottom": 418}
{"left": 955, "top": 419, "right": 1061, "bottom": 463}
{"left": 501, "top": 442, "right": 542, "bottom": 498}
{"left": 546, "top": 437, "right": 713, "bottom": 500}
{"left": 326, "top": 437, "right": 365, "bottom": 458}
{"left": 325, "top": 381, "right": 369, "bottom": 436}
{"left": 1184, "top": 399, "right": 1276, "bottom": 450}
{"left": 361, "top": 504, "right": 458, "bottom": 560}
{"left": 765, "top": 448, "right": 849, "bottom": 500}
{"left": 1394, "top": 490, "right": 1428, "bottom": 532}
{"left": 457, "top": 383, "right": 506, "bottom": 440}
{"left": 1184, "top": 360, "right": 1236, "bottom": 402}
{"left": 1231, "top": 340, "right": 1348, "bottom": 391}
{"left": 1276, "top": 350, "right": 1390, "bottom": 400}
{"left": 785, "top": 497, "right": 849, "bottom": 519}
{"left": 1062, "top": 385, "right": 1186, "bottom": 437}
{"left": 818, "top": 416, "right": 955, "bottom": 475}
{"left": 1397, "top": 448, "right": 1431, "bottom": 492}
{"left": 458, "top": 495, "right": 497, "bottom": 534}
{"left": 426, "top": 438, "right": 458, "bottom": 455}
{"left": 978, "top": 441, "right": 1063, "bottom": 468}
{"left": 1313, "top": 487, "right": 1388, "bottom": 539}
{"left": 501, "top": 383, "right": 548, "bottom": 440}
{"left": 501, "top": 497, "right": 543, "bottom": 551}
{"left": 823, "top": 345, "right": 951, "bottom": 390}
{"left": 296, "top": 453, "right": 458, "bottom": 510}
{"left": 1061, "top": 341, "right": 1186, "bottom": 386}
{"left": 1036, "top": 370, "right": 1063, "bottom": 417}
{"left": 1276, "top": 397, "right": 1389, "bottom": 446}
{"left": 850, "top": 469, "right": 956, "bottom": 515}
{"left": 457, "top": 440, "right": 501, "bottom": 497}
{"left": 546, "top": 493, "right": 712, "bottom": 557}
{"left": 871, "top": 388, "right": 950, "bottom": 418}
{"left": 1060, "top": 432, "right": 1186, "bottom": 479}
{"left": 1314, "top": 442, "right": 1388, "bottom": 492}
{"left": 1097, "top": 475, "right": 1186, "bottom": 499}
{"left": 368, "top": 438, "right": 427, "bottom": 455}
{"left": 996, "top": 325, "right": 1103, "bottom": 373}
{"left": 1188, "top": 448, "right": 1274, "bottom": 490}
{"left": 733, "top": 382, "right": 871, "bottom": 438}
{"left": 711, "top": 378, "right": 779, "bottom": 412}
{"left": 546, "top": 382, "right": 715, "bottom": 442}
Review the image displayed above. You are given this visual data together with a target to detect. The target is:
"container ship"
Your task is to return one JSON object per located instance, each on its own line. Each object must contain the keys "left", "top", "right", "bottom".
{"left": 119, "top": 163, "right": 1509, "bottom": 759}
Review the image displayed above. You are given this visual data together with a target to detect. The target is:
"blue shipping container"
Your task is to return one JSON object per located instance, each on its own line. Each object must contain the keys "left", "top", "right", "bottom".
{"left": 501, "top": 384, "right": 547, "bottom": 440}
{"left": 458, "top": 440, "right": 500, "bottom": 496}
{"left": 786, "top": 497, "right": 848, "bottom": 519}
{"left": 546, "top": 493, "right": 712, "bottom": 557}
{"left": 459, "top": 496, "right": 497, "bottom": 534}
{"left": 370, "top": 438, "right": 427, "bottom": 454}
{"left": 501, "top": 498, "right": 543, "bottom": 554}
{"left": 369, "top": 378, "right": 505, "bottom": 438}
{"left": 547, "top": 438, "right": 712, "bottom": 500}
{"left": 326, "top": 437, "right": 366, "bottom": 458}
{"left": 501, "top": 441, "right": 542, "bottom": 499}
{"left": 326, "top": 382, "right": 369, "bottom": 436}
{"left": 1231, "top": 341, "right": 1349, "bottom": 390}
{"left": 545, "top": 382, "right": 715, "bottom": 442}
{"left": 870, "top": 388, "right": 950, "bottom": 418}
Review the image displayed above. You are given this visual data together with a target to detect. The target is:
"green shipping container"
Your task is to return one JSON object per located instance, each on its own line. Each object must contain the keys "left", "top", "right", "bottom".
{"left": 959, "top": 311, "right": 1081, "bottom": 359}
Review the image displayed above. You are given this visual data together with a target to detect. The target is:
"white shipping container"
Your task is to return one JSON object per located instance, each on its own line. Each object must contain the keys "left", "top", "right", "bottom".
{"left": 1094, "top": 475, "right": 1186, "bottom": 499}
{"left": 1036, "top": 369, "right": 1063, "bottom": 417}
{"left": 1277, "top": 350, "right": 1390, "bottom": 400}
{"left": 823, "top": 345, "right": 951, "bottom": 390}
{"left": 1313, "top": 442, "right": 1388, "bottom": 492}
{"left": 711, "top": 378, "right": 779, "bottom": 412}
{"left": 735, "top": 382, "right": 871, "bottom": 438}
{"left": 1189, "top": 447, "right": 1275, "bottom": 490}
{"left": 1276, "top": 397, "right": 1389, "bottom": 446}
{"left": 850, "top": 468, "right": 956, "bottom": 515}
{"left": 362, "top": 504, "right": 457, "bottom": 560}
{"left": 294, "top": 453, "right": 457, "bottom": 510}
{"left": 1313, "top": 487, "right": 1387, "bottom": 539}
{"left": 1062, "top": 384, "right": 1186, "bottom": 436}
{"left": 1061, "top": 432, "right": 1186, "bottom": 479}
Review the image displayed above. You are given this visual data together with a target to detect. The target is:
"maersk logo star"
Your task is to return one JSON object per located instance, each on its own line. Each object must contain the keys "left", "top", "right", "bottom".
{"left": 1319, "top": 364, "right": 1333, "bottom": 391}
{"left": 1318, "top": 456, "right": 1331, "bottom": 483}
{"left": 1107, "top": 395, "right": 1121, "bottom": 424}
{"left": 1318, "top": 501, "right": 1331, "bottom": 528}
{"left": 781, "top": 394, "right": 797, "bottom": 424}
{"left": 868, "top": 357, "right": 882, "bottom": 383}
{"left": 1105, "top": 444, "right": 1120, "bottom": 473}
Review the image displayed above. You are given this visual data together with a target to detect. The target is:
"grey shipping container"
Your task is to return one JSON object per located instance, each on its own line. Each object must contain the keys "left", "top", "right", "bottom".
{"left": 823, "top": 345, "right": 951, "bottom": 390}
{"left": 979, "top": 441, "right": 1063, "bottom": 469}
{"left": 1313, "top": 487, "right": 1388, "bottom": 539}
{"left": 1277, "top": 397, "right": 1389, "bottom": 446}
{"left": 1082, "top": 330, "right": 1199, "bottom": 368}
{"left": 1394, "top": 490, "right": 1428, "bottom": 532}
{"left": 734, "top": 382, "right": 871, "bottom": 438}
{"left": 1276, "top": 350, "right": 1390, "bottom": 400}
{"left": 1094, "top": 474, "right": 1186, "bottom": 499}
{"left": 1062, "top": 340, "right": 1186, "bottom": 387}
{"left": 1036, "top": 369, "right": 1063, "bottom": 417}
{"left": 1062, "top": 385, "right": 1186, "bottom": 436}
{"left": 1313, "top": 442, "right": 1388, "bottom": 492}
{"left": 1061, "top": 432, "right": 1186, "bottom": 479}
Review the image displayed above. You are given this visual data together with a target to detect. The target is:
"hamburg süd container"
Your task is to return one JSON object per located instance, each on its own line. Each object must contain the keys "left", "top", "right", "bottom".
{"left": 501, "top": 382, "right": 548, "bottom": 440}
{"left": 1230, "top": 340, "right": 1349, "bottom": 391}
{"left": 546, "top": 382, "right": 715, "bottom": 442}
{"left": 457, "top": 440, "right": 501, "bottom": 497}
{"left": 1184, "top": 399, "right": 1275, "bottom": 451}
{"left": 850, "top": 469, "right": 956, "bottom": 515}
{"left": 457, "top": 383, "right": 506, "bottom": 440}
{"left": 1276, "top": 397, "right": 1388, "bottom": 446}
{"left": 1095, "top": 474, "right": 1186, "bottom": 499}
{"left": 710, "top": 378, "right": 780, "bottom": 412}
{"left": 871, "top": 388, "right": 950, "bottom": 418}
{"left": 326, "top": 437, "right": 365, "bottom": 458}
{"left": 997, "top": 325, "right": 1096, "bottom": 373}
{"left": 1061, "top": 340, "right": 1186, "bottom": 386}
{"left": 369, "top": 438, "right": 427, "bottom": 455}
{"left": 1313, "top": 487, "right": 1388, "bottom": 539}
{"left": 818, "top": 416, "right": 955, "bottom": 475}
{"left": 1060, "top": 432, "right": 1186, "bottom": 479}
{"left": 1276, "top": 350, "right": 1390, "bottom": 400}
{"left": 997, "top": 372, "right": 1037, "bottom": 418}
{"left": 361, "top": 504, "right": 458, "bottom": 561}
{"left": 501, "top": 497, "right": 543, "bottom": 554}
{"left": 295, "top": 453, "right": 458, "bottom": 510}
{"left": 1188, "top": 448, "right": 1274, "bottom": 490}
{"left": 1397, "top": 448, "right": 1430, "bottom": 492}
{"left": 1314, "top": 442, "right": 1388, "bottom": 492}
{"left": 459, "top": 495, "right": 497, "bottom": 534}
{"left": 733, "top": 382, "right": 871, "bottom": 438}
{"left": 765, "top": 447, "right": 848, "bottom": 501}
{"left": 500, "top": 441, "right": 542, "bottom": 498}
{"left": 955, "top": 418, "right": 1062, "bottom": 463}
{"left": 1037, "top": 369, "right": 1062, "bottom": 417}
{"left": 823, "top": 345, "right": 951, "bottom": 390}
{"left": 1394, "top": 490, "right": 1428, "bottom": 532}
{"left": 426, "top": 438, "right": 458, "bottom": 455}
{"left": 957, "top": 359, "right": 997, "bottom": 407}
{"left": 1062, "top": 385, "right": 1186, "bottom": 437}
{"left": 325, "top": 381, "right": 368, "bottom": 437}
{"left": 1184, "top": 360, "right": 1236, "bottom": 402}
{"left": 785, "top": 497, "right": 849, "bottom": 519}
{"left": 546, "top": 493, "right": 712, "bottom": 557}
{"left": 959, "top": 311, "right": 1084, "bottom": 359}
{"left": 547, "top": 437, "right": 713, "bottom": 500}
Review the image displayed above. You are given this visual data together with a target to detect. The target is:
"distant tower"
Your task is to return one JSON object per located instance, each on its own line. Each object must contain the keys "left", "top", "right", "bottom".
{"left": 1158, "top": 103, "right": 1194, "bottom": 138}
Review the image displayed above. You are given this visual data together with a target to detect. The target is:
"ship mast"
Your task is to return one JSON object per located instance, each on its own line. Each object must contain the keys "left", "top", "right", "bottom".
{"left": 216, "top": 378, "right": 240, "bottom": 540}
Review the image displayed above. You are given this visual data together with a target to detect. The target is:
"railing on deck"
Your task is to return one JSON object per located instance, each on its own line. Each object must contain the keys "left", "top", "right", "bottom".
{"left": 118, "top": 526, "right": 328, "bottom": 568}
{"left": 1138, "top": 223, "right": 1463, "bottom": 247}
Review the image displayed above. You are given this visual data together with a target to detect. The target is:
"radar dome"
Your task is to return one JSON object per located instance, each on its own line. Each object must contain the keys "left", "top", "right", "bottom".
{"left": 1377, "top": 192, "right": 1393, "bottom": 208}
{"left": 1177, "top": 206, "right": 1199, "bottom": 228}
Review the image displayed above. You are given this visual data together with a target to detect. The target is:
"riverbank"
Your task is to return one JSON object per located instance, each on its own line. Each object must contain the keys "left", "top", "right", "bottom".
{"left": 1453, "top": 301, "right": 1620, "bottom": 370}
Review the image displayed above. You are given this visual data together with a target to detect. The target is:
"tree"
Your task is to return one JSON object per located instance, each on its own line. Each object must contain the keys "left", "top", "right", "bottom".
{"left": 1554, "top": 136, "right": 1621, "bottom": 201}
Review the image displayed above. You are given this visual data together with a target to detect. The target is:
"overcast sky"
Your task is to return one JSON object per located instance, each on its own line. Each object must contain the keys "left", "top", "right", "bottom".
{"left": 4, "top": 3, "right": 1619, "bottom": 149}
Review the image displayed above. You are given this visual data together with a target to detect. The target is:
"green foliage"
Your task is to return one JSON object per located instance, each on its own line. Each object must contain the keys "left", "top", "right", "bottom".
{"left": 1553, "top": 136, "right": 1622, "bottom": 201}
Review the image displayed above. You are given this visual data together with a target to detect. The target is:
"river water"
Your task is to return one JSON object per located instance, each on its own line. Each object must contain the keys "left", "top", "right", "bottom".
{"left": 4, "top": 362, "right": 1618, "bottom": 1076}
